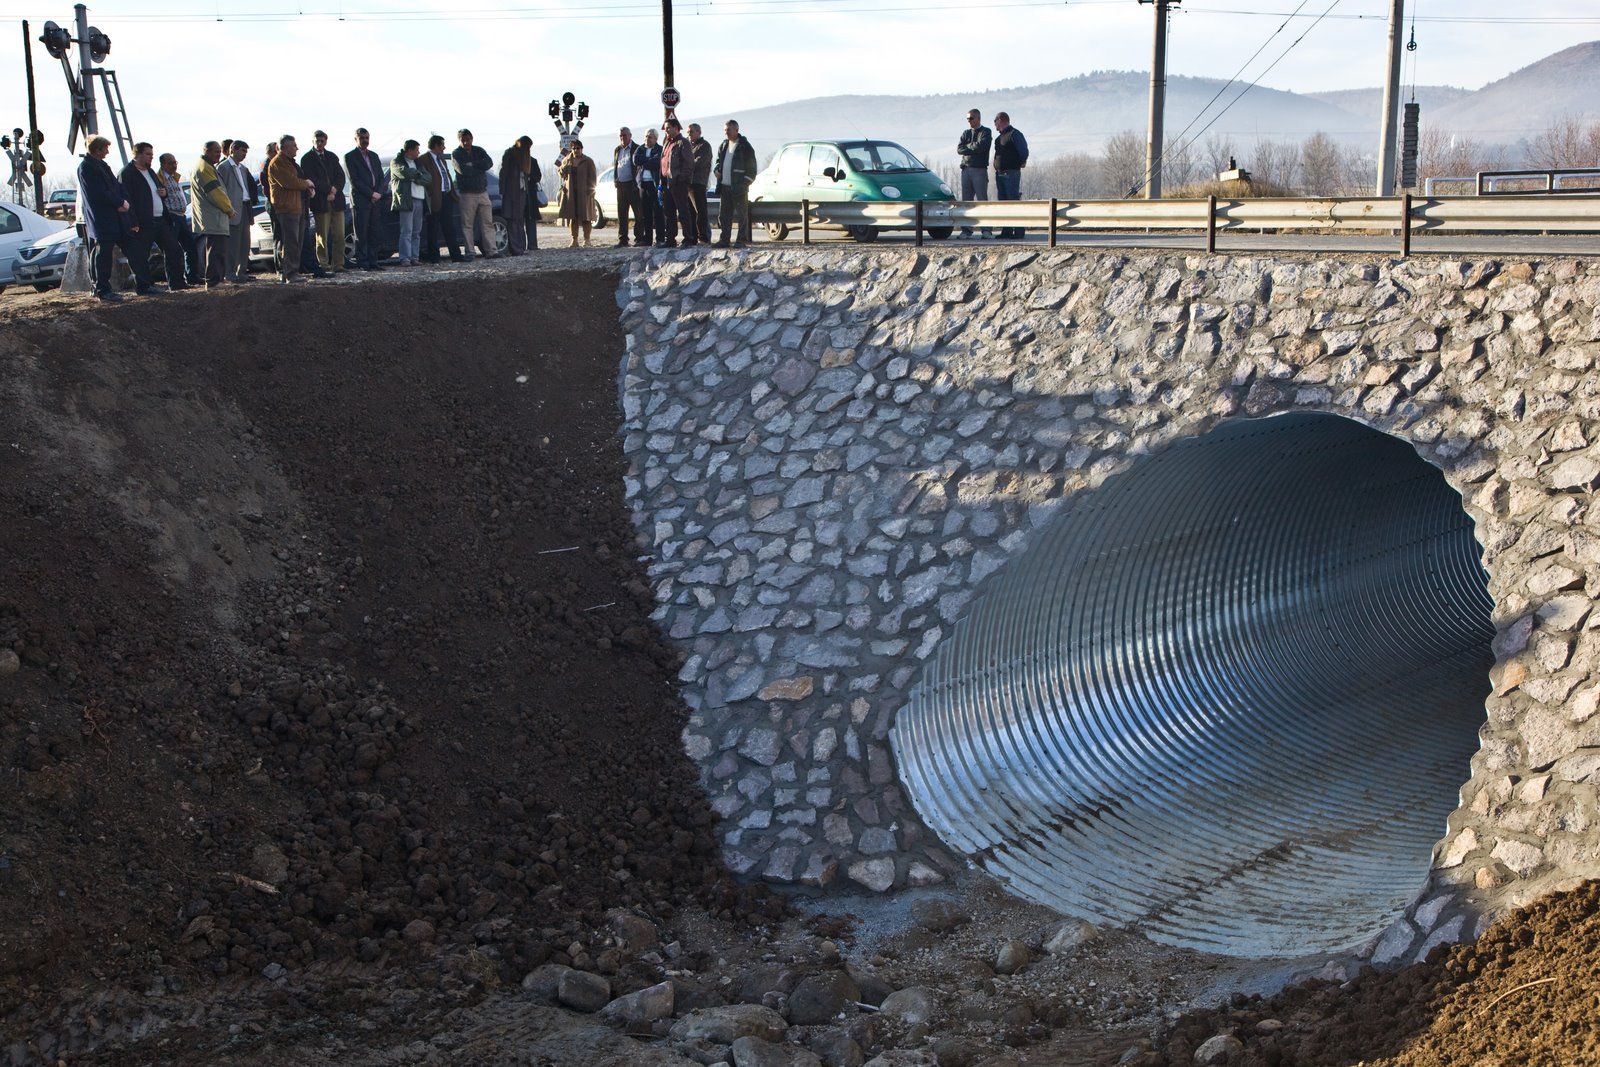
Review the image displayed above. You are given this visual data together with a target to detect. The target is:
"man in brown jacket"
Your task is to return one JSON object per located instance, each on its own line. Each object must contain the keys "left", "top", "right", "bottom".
{"left": 266, "top": 134, "right": 316, "bottom": 282}
{"left": 420, "top": 134, "right": 464, "bottom": 263}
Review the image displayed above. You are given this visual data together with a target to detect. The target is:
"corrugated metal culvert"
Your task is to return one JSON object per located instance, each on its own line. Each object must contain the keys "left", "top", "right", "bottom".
{"left": 894, "top": 412, "right": 1494, "bottom": 958}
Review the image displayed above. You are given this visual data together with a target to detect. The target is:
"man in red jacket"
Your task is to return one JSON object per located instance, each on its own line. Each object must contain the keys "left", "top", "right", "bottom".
{"left": 659, "top": 119, "right": 698, "bottom": 248}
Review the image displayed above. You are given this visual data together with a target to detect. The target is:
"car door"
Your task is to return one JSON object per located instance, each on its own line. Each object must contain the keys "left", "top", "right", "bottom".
{"left": 806, "top": 145, "right": 848, "bottom": 202}
{"left": 772, "top": 143, "right": 811, "bottom": 200}
{"left": 0, "top": 204, "right": 29, "bottom": 282}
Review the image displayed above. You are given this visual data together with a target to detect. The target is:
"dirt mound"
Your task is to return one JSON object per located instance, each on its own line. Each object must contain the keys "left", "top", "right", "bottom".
{"left": 1148, "top": 880, "right": 1600, "bottom": 1066}
{"left": 0, "top": 273, "right": 776, "bottom": 1050}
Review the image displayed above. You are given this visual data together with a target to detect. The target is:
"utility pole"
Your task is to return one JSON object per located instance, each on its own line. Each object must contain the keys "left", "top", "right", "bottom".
{"left": 662, "top": 0, "right": 676, "bottom": 121}
{"left": 1140, "top": 0, "right": 1178, "bottom": 199}
{"left": 23, "top": 20, "right": 46, "bottom": 210}
{"left": 73, "top": 3, "right": 98, "bottom": 138}
{"left": 1376, "top": 0, "right": 1404, "bottom": 196}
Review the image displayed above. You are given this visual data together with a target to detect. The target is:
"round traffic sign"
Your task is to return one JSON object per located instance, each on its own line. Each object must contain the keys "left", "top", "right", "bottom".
{"left": 661, "top": 87, "right": 681, "bottom": 108}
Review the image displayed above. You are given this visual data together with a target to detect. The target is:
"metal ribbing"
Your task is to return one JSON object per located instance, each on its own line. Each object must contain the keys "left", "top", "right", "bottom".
{"left": 893, "top": 412, "right": 1494, "bottom": 958}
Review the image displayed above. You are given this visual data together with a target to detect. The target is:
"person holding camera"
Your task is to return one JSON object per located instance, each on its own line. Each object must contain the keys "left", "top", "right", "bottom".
{"left": 557, "top": 140, "right": 597, "bottom": 248}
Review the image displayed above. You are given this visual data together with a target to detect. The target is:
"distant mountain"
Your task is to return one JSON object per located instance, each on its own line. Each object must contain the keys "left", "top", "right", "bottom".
{"left": 697, "top": 42, "right": 1600, "bottom": 166}
{"left": 1429, "top": 42, "right": 1600, "bottom": 139}
{"left": 1308, "top": 86, "right": 1470, "bottom": 121}
{"left": 703, "top": 70, "right": 1368, "bottom": 168}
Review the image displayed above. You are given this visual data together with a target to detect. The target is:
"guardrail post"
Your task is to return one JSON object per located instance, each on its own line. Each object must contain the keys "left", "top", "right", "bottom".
{"left": 1476, "top": 172, "right": 1485, "bottom": 197}
{"left": 915, "top": 200, "right": 924, "bottom": 247}
{"left": 1206, "top": 195, "right": 1217, "bottom": 254}
{"left": 1400, "top": 192, "right": 1412, "bottom": 257}
{"left": 801, "top": 199, "right": 810, "bottom": 245}
{"left": 1048, "top": 198, "right": 1058, "bottom": 248}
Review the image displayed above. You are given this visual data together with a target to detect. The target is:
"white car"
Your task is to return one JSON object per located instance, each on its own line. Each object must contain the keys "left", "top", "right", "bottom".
{"left": 0, "top": 200, "right": 70, "bottom": 292}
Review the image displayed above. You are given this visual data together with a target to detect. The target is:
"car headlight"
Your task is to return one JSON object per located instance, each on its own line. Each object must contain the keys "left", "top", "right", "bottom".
{"left": 881, "top": 185, "right": 902, "bottom": 198}
{"left": 938, "top": 182, "right": 952, "bottom": 195}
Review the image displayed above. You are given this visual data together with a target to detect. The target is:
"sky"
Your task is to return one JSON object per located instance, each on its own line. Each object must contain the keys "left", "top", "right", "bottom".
{"left": 1, "top": 0, "right": 1596, "bottom": 177}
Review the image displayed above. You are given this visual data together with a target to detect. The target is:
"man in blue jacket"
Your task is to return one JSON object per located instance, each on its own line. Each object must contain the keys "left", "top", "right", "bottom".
{"left": 992, "top": 112, "right": 1029, "bottom": 239}
{"left": 634, "top": 129, "right": 663, "bottom": 248}
{"left": 77, "top": 136, "right": 134, "bottom": 302}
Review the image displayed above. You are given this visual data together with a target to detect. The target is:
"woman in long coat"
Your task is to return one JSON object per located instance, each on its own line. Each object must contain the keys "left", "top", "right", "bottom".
{"left": 556, "top": 139, "right": 597, "bottom": 247}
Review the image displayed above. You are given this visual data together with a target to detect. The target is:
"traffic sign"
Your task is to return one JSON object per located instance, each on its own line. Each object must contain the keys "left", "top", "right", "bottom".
{"left": 661, "top": 87, "right": 681, "bottom": 108}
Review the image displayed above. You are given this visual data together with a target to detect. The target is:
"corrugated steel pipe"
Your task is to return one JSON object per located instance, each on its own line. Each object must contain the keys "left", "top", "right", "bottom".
{"left": 894, "top": 412, "right": 1494, "bottom": 958}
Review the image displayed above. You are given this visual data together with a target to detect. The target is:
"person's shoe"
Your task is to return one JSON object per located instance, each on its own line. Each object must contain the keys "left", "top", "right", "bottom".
{"left": 135, "top": 285, "right": 157, "bottom": 295}
{"left": 569, "top": 239, "right": 580, "bottom": 248}
{"left": 714, "top": 240, "right": 731, "bottom": 248}
{"left": 734, "top": 239, "right": 753, "bottom": 247}
{"left": 616, "top": 239, "right": 629, "bottom": 247}
{"left": 171, "top": 282, "right": 192, "bottom": 291}
{"left": 96, "top": 290, "right": 123, "bottom": 302}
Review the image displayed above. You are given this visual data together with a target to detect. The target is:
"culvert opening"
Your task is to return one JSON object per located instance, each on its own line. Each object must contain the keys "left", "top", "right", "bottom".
{"left": 894, "top": 411, "right": 1495, "bottom": 958}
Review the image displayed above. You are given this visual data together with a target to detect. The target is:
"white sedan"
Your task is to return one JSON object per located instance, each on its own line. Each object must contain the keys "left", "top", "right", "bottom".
{"left": 0, "top": 200, "right": 70, "bottom": 291}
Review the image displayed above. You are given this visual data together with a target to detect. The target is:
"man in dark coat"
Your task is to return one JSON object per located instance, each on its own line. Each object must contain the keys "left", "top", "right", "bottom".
{"left": 119, "top": 141, "right": 188, "bottom": 292}
{"left": 345, "top": 127, "right": 389, "bottom": 270}
{"left": 634, "top": 129, "right": 663, "bottom": 248}
{"left": 713, "top": 121, "right": 758, "bottom": 247}
{"left": 77, "top": 136, "right": 134, "bottom": 301}
{"left": 300, "top": 130, "right": 348, "bottom": 273}
{"left": 688, "top": 123, "right": 714, "bottom": 244}
{"left": 659, "top": 119, "right": 698, "bottom": 248}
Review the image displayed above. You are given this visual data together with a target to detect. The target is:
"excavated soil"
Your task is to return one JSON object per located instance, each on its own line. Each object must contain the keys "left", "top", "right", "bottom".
{"left": 1148, "top": 879, "right": 1600, "bottom": 1067}
{"left": 0, "top": 270, "right": 777, "bottom": 1060}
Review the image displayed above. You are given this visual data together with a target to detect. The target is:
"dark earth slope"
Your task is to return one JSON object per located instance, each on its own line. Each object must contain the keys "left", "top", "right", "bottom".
{"left": 0, "top": 273, "right": 775, "bottom": 1055}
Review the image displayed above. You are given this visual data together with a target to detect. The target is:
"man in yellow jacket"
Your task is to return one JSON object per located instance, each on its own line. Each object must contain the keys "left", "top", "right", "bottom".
{"left": 190, "top": 141, "right": 235, "bottom": 289}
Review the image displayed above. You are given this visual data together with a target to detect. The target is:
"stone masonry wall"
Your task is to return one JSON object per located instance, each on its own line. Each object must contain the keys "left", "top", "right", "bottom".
{"left": 616, "top": 247, "right": 1600, "bottom": 965}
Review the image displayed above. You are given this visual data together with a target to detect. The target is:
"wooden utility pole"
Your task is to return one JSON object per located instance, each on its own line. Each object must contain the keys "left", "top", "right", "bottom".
{"left": 662, "top": 0, "right": 675, "bottom": 120}
{"left": 1376, "top": 0, "right": 1404, "bottom": 195}
{"left": 23, "top": 20, "right": 46, "bottom": 210}
{"left": 1141, "top": 0, "right": 1178, "bottom": 199}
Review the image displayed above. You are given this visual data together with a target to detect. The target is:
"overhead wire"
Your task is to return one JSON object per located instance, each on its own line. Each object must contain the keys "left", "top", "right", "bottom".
{"left": 1126, "top": 0, "right": 1313, "bottom": 196}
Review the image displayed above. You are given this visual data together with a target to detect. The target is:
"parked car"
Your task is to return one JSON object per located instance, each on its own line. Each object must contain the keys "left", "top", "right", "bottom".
{"left": 594, "top": 170, "right": 723, "bottom": 232}
{"left": 751, "top": 139, "right": 954, "bottom": 243}
{"left": 0, "top": 200, "right": 71, "bottom": 293}
{"left": 10, "top": 223, "right": 76, "bottom": 290}
{"left": 42, "top": 187, "right": 77, "bottom": 221}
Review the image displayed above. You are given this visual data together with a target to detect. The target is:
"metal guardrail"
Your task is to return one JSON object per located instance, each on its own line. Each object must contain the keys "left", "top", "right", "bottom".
{"left": 1475, "top": 167, "right": 1600, "bottom": 197}
{"left": 749, "top": 194, "right": 1600, "bottom": 255}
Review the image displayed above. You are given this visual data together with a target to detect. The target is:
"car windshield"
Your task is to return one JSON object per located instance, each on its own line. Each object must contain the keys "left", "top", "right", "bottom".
{"left": 50, "top": 189, "right": 75, "bottom": 202}
{"left": 839, "top": 142, "right": 926, "bottom": 174}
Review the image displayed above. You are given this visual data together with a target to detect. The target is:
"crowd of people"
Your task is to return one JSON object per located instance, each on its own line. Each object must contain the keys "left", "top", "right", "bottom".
{"left": 70, "top": 117, "right": 761, "bottom": 301}
{"left": 67, "top": 107, "right": 1033, "bottom": 302}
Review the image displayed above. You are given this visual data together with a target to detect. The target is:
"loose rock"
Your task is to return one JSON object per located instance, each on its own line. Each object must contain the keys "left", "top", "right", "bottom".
{"left": 671, "top": 1004, "right": 790, "bottom": 1045}
{"left": 557, "top": 969, "right": 612, "bottom": 1013}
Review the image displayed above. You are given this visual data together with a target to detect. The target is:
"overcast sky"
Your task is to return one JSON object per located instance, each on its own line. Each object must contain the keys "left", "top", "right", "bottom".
{"left": 1, "top": 0, "right": 1595, "bottom": 171}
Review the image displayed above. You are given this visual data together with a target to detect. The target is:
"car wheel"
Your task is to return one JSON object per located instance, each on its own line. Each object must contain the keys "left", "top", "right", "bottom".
{"left": 928, "top": 226, "right": 954, "bottom": 241}
{"left": 846, "top": 225, "right": 879, "bottom": 243}
{"left": 34, "top": 283, "right": 54, "bottom": 292}
{"left": 494, "top": 218, "right": 509, "bottom": 255}
{"left": 594, "top": 199, "right": 608, "bottom": 228}
{"left": 766, "top": 223, "right": 789, "bottom": 242}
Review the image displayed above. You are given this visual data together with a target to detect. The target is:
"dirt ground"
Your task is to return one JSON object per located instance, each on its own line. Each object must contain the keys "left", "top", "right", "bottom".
{"left": 2, "top": 261, "right": 1598, "bottom": 1067}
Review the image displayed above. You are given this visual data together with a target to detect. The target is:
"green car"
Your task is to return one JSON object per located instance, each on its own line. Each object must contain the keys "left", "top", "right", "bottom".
{"left": 752, "top": 139, "right": 955, "bottom": 243}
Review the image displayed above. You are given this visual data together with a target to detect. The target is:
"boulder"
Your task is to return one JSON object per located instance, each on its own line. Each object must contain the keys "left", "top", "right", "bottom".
{"left": 671, "top": 1004, "right": 790, "bottom": 1045}
{"left": 994, "top": 941, "right": 1032, "bottom": 976}
{"left": 807, "top": 1030, "right": 866, "bottom": 1067}
{"left": 877, "top": 987, "right": 938, "bottom": 1027}
{"left": 731, "top": 1036, "right": 823, "bottom": 1067}
{"left": 1194, "top": 1034, "right": 1244, "bottom": 1065}
{"left": 557, "top": 969, "right": 612, "bottom": 1013}
{"left": 787, "top": 971, "right": 861, "bottom": 1025}
{"left": 1041, "top": 918, "right": 1098, "bottom": 954}
{"left": 522, "top": 962, "right": 572, "bottom": 1002}
{"left": 600, "top": 980, "right": 675, "bottom": 1025}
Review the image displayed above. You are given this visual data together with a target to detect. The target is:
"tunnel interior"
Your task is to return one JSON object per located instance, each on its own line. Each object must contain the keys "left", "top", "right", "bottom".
{"left": 893, "top": 412, "right": 1496, "bottom": 958}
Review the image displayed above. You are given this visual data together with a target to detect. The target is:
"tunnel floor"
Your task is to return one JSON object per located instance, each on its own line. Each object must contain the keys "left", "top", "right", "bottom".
{"left": 894, "top": 411, "right": 1496, "bottom": 958}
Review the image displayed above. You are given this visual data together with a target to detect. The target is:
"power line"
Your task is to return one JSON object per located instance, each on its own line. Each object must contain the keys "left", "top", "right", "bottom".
{"left": 1158, "top": 0, "right": 1347, "bottom": 172}
{"left": 1128, "top": 0, "right": 1314, "bottom": 194}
